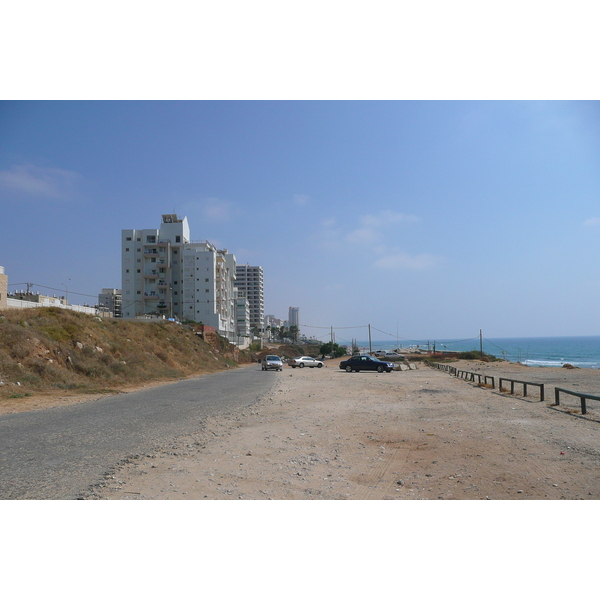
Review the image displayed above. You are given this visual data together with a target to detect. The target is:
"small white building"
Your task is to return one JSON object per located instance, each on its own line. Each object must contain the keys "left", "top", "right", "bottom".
{"left": 98, "top": 288, "right": 122, "bottom": 318}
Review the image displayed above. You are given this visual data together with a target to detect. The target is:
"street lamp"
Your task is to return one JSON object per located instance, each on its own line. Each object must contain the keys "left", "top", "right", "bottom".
{"left": 61, "top": 280, "right": 70, "bottom": 306}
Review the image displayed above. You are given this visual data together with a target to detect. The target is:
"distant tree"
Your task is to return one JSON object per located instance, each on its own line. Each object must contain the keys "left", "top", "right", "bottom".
{"left": 289, "top": 325, "right": 299, "bottom": 343}
{"left": 319, "top": 342, "right": 346, "bottom": 358}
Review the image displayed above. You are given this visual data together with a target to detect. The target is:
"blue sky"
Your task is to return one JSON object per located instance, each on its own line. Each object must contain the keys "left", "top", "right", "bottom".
{"left": 2, "top": 100, "right": 599, "bottom": 341}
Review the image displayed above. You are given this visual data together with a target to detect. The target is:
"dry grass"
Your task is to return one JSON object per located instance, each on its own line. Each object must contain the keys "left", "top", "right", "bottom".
{"left": 0, "top": 307, "right": 245, "bottom": 400}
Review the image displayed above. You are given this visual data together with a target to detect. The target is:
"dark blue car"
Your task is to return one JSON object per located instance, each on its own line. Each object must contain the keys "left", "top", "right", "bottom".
{"left": 339, "top": 355, "right": 394, "bottom": 373}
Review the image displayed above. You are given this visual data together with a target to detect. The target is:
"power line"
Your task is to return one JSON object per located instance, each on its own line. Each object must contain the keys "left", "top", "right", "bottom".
{"left": 300, "top": 324, "right": 368, "bottom": 330}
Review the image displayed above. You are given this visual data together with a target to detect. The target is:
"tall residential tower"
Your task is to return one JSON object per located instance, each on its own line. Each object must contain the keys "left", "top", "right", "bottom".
{"left": 288, "top": 306, "right": 299, "bottom": 331}
{"left": 235, "top": 265, "right": 264, "bottom": 335}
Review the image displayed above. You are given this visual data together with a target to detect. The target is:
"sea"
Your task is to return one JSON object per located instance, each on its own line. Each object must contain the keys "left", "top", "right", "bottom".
{"left": 354, "top": 336, "right": 600, "bottom": 369}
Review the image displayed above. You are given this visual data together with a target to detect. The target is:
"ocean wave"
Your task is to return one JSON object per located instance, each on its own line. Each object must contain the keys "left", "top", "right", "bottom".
{"left": 521, "top": 359, "right": 600, "bottom": 369}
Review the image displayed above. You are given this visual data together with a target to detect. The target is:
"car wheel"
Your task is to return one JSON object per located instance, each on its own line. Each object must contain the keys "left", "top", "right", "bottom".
{"left": 317, "top": 363, "right": 323, "bottom": 368}
{"left": 291, "top": 365, "right": 296, "bottom": 368}
{"left": 299, "top": 363, "right": 305, "bottom": 368}
{"left": 345, "top": 366, "right": 353, "bottom": 372}
{"left": 377, "top": 365, "right": 384, "bottom": 373}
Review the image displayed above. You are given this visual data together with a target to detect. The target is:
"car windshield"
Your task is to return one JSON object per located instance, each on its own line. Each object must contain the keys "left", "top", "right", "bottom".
{"left": 266, "top": 356, "right": 279, "bottom": 360}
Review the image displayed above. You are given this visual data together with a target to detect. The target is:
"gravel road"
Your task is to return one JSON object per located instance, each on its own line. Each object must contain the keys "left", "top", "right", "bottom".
{"left": 0, "top": 365, "right": 272, "bottom": 499}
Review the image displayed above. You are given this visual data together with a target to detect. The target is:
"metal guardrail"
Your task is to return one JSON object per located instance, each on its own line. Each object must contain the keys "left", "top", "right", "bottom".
{"left": 554, "top": 388, "right": 600, "bottom": 415}
{"left": 434, "top": 363, "right": 495, "bottom": 388}
{"left": 498, "top": 377, "right": 545, "bottom": 402}
{"left": 432, "top": 363, "right": 600, "bottom": 415}
{"left": 432, "top": 363, "right": 544, "bottom": 400}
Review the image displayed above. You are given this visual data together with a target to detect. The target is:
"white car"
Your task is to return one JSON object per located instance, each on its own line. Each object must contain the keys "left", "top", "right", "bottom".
{"left": 262, "top": 355, "right": 284, "bottom": 371}
{"left": 384, "top": 352, "right": 404, "bottom": 359}
{"left": 289, "top": 356, "right": 324, "bottom": 369}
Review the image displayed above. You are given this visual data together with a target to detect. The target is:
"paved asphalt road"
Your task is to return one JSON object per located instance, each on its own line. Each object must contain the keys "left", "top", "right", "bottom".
{"left": 0, "top": 365, "right": 277, "bottom": 499}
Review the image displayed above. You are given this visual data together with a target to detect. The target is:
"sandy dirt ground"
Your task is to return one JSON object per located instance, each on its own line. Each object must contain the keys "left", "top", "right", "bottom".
{"left": 86, "top": 358, "right": 600, "bottom": 500}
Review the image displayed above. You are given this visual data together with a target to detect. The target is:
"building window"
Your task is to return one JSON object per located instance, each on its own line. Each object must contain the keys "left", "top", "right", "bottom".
{"left": 126, "top": 237, "right": 132, "bottom": 241}
{"left": 176, "top": 236, "right": 181, "bottom": 243}
{"left": 125, "top": 247, "right": 130, "bottom": 252}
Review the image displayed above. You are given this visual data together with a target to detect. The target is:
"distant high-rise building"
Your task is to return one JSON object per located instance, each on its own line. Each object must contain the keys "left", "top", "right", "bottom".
{"left": 235, "top": 265, "right": 264, "bottom": 334}
{"left": 288, "top": 306, "right": 299, "bottom": 331}
{"left": 121, "top": 214, "right": 237, "bottom": 340}
{"left": 235, "top": 288, "right": 250, "bottom": 338}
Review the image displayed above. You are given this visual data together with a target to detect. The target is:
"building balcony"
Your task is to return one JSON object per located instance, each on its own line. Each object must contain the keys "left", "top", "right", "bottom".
{"left": 157, "top": 281, "right": 169, "bottom": 289}
{"left": 143, "top": 250, "right": 159, "bottom": 256}
{"left": 144, "top": 293, "right": 160, "bottom": 301}
{"left": 144, "top": 272, "right": 159, "bottom": 279}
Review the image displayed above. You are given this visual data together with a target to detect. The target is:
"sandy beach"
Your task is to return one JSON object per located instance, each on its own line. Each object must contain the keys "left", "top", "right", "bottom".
{"left": 88, "top": 358, "right": 600, "bottom": 500}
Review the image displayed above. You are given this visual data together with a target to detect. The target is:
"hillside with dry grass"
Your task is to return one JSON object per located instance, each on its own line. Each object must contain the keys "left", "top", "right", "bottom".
{"left": 0, "top": 307, "right": 251, "bottom": 402}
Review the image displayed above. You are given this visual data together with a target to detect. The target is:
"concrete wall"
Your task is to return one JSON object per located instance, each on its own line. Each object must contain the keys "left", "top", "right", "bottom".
{"left": 6, "top": 298, "right": 98, "bottom": 314}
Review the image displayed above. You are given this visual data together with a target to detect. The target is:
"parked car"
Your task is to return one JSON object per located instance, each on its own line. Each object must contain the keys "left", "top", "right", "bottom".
{"left": 339, "top": 355, "right": 394, "bottom": 373}
{"left": 262, "top": 355, "right": 284, "bottom": 371}
{"left": 289, "top": 356, "right": 324, "bottom": 368}
{"left": 384, "top": 352, "right": 404, "bottom": 359}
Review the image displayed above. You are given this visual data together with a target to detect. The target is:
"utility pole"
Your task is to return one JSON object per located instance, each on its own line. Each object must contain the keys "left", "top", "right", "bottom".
{"left": 480, "top": 329, "right": 483, "bottom": 358}
{"left": 368, "top": 324, "right": 372, "bottom": 354}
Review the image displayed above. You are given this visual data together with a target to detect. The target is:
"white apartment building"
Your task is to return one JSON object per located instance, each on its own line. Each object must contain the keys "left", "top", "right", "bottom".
{"left": 235, "top": 265, "right": 264, "bottom": 335}
{"left": 121, "top": 214, "right": 238, "bottom": 341}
